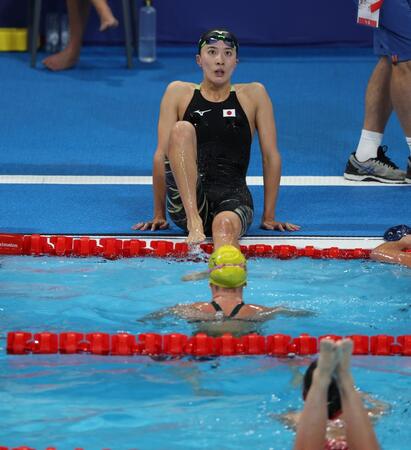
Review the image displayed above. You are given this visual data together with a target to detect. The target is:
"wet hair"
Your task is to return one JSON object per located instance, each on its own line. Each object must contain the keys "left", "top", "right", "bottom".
{"left": 198, "top": 29, "right": 239, "bottom": 55}
{"left": 303, "top": 360, "right": 342, "bottom": 420}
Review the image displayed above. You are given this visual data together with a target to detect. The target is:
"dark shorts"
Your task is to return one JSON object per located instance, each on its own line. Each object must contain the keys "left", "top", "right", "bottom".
{"left": 165, "top": 160, "right": 253, "bottom": 237}
{"left": 374, "top": 0, "right": 411, "bottom": 63}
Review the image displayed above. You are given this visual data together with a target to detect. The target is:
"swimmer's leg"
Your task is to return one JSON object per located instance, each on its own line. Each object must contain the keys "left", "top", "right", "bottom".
{"left": 90, "top": 0, "right": 119, "bottom": 31}
{"left": 167, "top": 121, "right": 205, "bottom": 245}
{"left": 335, "top": 339, "right": 380, "bottom": 450}
{"left": 211, "top": 211, "right": 242, "bottom": 251}
{"left": 43, "top": 0, "right": 90, "bottom": 71}
{"left": 293, "top": 339, "right": 339, "bottom": 450}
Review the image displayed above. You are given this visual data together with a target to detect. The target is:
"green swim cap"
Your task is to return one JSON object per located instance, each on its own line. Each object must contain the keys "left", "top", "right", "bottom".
{"left": 208, "top": 245, "right": 247, "bottom": 288}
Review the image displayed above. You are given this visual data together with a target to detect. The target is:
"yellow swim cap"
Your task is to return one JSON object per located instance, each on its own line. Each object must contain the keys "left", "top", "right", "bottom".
{"left": 208, "top": 245, "right": 247, "bottom": 288}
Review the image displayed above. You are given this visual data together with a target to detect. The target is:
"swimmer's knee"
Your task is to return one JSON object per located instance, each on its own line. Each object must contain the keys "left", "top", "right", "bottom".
{"left": 212, "top": 212, "right": 241, "bottom": 234}
{"left": 169, "top": 121, "right": 196, "bottom": 144}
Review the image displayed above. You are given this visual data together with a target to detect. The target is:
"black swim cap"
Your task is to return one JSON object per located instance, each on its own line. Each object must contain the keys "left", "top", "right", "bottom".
{"left": 303, "top": 360, "right": 342, "bottom": 420}
{"left": 198, "top": 29, "right": 239, "bottom": 55}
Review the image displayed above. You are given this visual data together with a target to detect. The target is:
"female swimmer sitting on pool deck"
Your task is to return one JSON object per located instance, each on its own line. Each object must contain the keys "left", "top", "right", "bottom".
{"left": 139, "top": 245, "right": 313, "bottom": 337}
{"left": 283, "top": 339, "right": 387, "bottom": 450}
{"left": 133, "top": 29, "right": 299, "bottom": 246}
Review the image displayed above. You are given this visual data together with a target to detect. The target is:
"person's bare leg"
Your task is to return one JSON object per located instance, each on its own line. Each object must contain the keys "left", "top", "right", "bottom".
{"left": 391, "top": 60, "right": 411, "bottom": 137}
{"left": 363, "top": 57, "right": 393, "bottom": 133}
{"left": 43, "top": 0, "right": 90, "bottom": 71}
{"left": 336, "top": 339, "right": 380, "bottom": 450}
{"left": 212, "top": 211, "right": 242, "bottom": 251}
{"left": 167, "top": 121, "right": 205, "bottom": 245}
{"left": 90, "top": 0, "right": 119, "bottom": 31}
{"left": 293, "top": 340, "right": 339, "bottom": 450}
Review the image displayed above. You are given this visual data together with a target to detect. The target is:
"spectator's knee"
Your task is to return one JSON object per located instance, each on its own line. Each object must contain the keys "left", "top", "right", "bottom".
{"left": 393, "top": 59, "right": 411, "bottom": 76}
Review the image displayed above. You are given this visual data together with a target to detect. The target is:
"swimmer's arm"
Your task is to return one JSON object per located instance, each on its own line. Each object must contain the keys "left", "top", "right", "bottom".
{"left": 370, "top": 236, "right": 411, "bottom": 268}
{"left": 253, "top": 83, "right": 281, "bottom": 226}
{"left": 153, "top": 84, "right": 183, "bottom": 219}
{"left": 271, "top": 411, "right": 300, "bottom": 431}
{"left": 134, "top": 82, "right": 182, "bottom": 230}
{"left": 137, "top": 306, "right": 176, "bottom": 322}
{"left": 255, "top": 305, "right": 315, "bottom": 319}
{"left": 360, "top": 392, "right": 390, "bottom": 419}
{"left": 253, "top": 83, "right": 299, "bottom": 232}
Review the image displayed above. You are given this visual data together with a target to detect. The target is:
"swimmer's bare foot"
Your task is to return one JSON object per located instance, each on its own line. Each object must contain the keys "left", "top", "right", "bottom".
{"left": 336, "top": 338, "right": 353, "bottom": 380}
{"left": 99, "top": 16, "right": 119, "bottom": 31}
{"left": 316, "top": 339, "right": 339, "bottom": 380}
{"left": 91, "top": 0, "right": 119, "bottom": 31}
{"left": 42, "top": 47, "right": 79, "bottom": 71}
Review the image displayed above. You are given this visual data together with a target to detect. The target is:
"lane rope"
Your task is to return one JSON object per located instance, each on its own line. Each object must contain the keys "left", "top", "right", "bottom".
{"left": 0, "top": 234, "right": 377, "bottom": 260}
{"left": 6, "top": 332, "right": 411, "bottom": 357}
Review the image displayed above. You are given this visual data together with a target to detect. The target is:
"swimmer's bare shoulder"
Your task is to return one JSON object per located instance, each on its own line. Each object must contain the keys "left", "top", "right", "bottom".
{"left": 163, "top": 81, "right": 196, "bottom": 118}
{"left": 171, "top": 302, "right": 215, "bottom": 321}
{"left": 235, "top": 82, "right": 271, "bottom": 131}
{"left": 235, "top": 82, "right": 269, "bottom": 103}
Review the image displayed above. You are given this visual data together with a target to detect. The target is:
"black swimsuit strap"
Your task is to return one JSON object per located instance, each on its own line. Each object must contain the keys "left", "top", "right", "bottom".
{"left": 210, "top": 301, "right": 245, "bottom": 318}
{"left": 210, "top": 300, "right": 223, "bottom": 312}
{"left": 228, "top": 302, "right": 245, "bottom": 318}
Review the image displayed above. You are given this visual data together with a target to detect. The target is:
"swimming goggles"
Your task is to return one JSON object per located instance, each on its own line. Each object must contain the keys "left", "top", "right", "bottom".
{"left": 198, "top": 32, "right": 239, "bottom": 53}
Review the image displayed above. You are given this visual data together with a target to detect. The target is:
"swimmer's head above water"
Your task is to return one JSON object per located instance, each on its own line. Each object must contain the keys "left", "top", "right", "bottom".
{"left": 208, "top": 245, "right": 247, "bottom": 289}
{"left": 198, "top": 29, "right": 239, "bottom": 55}
{"left": 303, "top": 360, "right": 342, "bottom": 420}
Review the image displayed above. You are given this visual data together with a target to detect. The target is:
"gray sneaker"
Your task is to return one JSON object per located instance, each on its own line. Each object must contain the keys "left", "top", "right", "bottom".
{"left": 344, "top": 146, "right": 405, "bottom": 183}
{"left": 406, "top": 157, "right": 411, "bottom": 184}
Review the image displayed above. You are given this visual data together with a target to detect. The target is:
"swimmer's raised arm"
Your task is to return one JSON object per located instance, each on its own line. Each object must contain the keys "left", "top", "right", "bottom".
{"left": 132, "top": 82, "right": 191, "bottom": 231}
{"left": 250, "top": 83, "right": 300, "bottom": 232}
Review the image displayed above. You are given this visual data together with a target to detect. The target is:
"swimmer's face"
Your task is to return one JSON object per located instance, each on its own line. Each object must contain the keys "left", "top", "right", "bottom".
{"left": 196, "top": 40, "right": 238, "bottom": 84}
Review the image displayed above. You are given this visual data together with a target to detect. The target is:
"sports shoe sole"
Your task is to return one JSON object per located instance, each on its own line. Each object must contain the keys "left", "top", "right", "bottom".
{"left": 343, "top": 173, "right": 405, "bottom": 184}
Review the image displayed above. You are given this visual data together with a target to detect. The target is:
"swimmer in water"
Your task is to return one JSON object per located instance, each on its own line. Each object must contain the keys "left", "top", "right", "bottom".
{"left": 282, "top": 339, "right": 387, "bottom": 450}
{"left": 371, "top": 234, "right": 411, "bottom": 268}
{"left": 133, "top": 28, "right": 300, "bottom": 245}
{"left": 139, "top": 245, "right": 313, "bottom": 336}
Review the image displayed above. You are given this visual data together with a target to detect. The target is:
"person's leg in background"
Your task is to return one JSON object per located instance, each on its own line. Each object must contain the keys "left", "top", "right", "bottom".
{"left": 344, "top": 0, "right": 411, "bottom": 183}
{"left": 43, "top": 0, "right": 91, "bottom": 71}
{"left": 344, "top": 56, "right": 405, "bottom": 183}
{"left": 90, "top": 0, "right": 118, "bottom": 31}
{"left": 391, "top": 59, "right": 411, "bottom": 182}
{"left": 355, "top": 57, "right": 392, "bottom": 162}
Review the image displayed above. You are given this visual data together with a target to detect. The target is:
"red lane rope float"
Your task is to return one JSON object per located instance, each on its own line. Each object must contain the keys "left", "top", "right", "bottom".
{"left": 0, "top": 447, "right": 101, "bottom": 450}
{"left": 0, "top": 233, "right": 379, "bottom": 260}
{"left": 6, "top": 332, "right": 411, "bottom": 357}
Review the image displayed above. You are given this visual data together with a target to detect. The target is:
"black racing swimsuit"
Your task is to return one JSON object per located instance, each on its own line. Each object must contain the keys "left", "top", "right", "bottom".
{"left": 165, "top": 86, "right": 254, "bottom": 236}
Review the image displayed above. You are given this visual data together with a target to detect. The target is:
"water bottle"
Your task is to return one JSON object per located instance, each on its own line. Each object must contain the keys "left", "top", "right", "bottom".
{"left": 45, "top": 13, "right": 60, "bottom": 53}
{"left": 139, "top": 0, "right": 156, "bottom": 63}
{"left": 60, "top": 14, "right": 69, "bottom": 51}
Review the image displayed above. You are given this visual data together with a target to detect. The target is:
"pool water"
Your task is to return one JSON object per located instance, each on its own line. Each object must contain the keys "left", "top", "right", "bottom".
{"left": 0, "top": 255, "right": 410, "bottom": 449}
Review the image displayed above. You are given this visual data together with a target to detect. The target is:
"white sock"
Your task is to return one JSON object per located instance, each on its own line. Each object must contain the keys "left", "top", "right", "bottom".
{"left": 406, "top": 137, "right": 411, "bottom": 158}
{"left": 354, "top": 129, "right": 383, "bottom": 162}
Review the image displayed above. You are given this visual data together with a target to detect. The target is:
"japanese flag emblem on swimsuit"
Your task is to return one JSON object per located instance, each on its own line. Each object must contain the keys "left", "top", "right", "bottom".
{"left": 223, "top": 109, "right": 236, "bottom": 117}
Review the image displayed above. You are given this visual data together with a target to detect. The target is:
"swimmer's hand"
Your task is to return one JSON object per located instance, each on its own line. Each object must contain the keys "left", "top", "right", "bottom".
{"left": 260, "top": 219, "right": 300, "bottom": 232}
{"left": 181, "top": 270, "right": 209, "bottom": 282}
{"left": 132, "top": 216, "right": 169, "bottom": 231}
